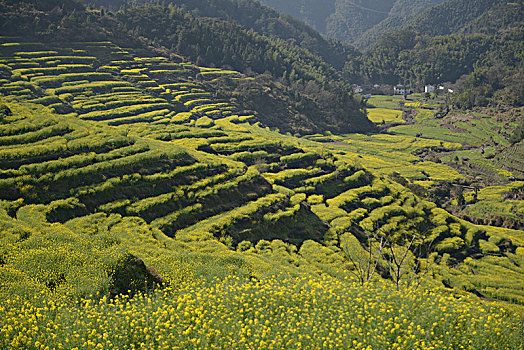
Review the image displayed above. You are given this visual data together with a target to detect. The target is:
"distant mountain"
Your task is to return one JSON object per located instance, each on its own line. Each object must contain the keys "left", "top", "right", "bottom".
{"left": 356, "top": 0, "right": 518, "bottom": 46}
{"left": 351, "top": 26, "right": 523, "bottom": 83}
{"left": 406, "top": 0, "right": 506, "bottom": 36}
{"left": 258, "top": 0, "right": 444, "bottom": 48}
{"left": 355, "top": 0, "right": 444, "bottom": 49}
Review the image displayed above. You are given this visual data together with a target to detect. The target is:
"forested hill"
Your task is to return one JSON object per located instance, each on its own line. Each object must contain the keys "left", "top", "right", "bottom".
{"left": 344, "top": 1, "right": 523, "bottom": 108}
{"left": 81, "top": 0, "right": 358, "bottom": 70}
{"left": 406, "top": 0, "right": 516, "bottom": 37}
{"left": 112, "top": 3, "right": 372, "bottom": 133}
{"left": 0, "top": 0, "right": 374, "bottom": 134}
{"left": 354, "top": 0, "right": 445, "bottom": 49}
{"left": 255, "top": 0, "right": 520, "bottom": 51}
{"left": 348, "top": 24, "right": 523, "bottom": 86}
{"left": 258, "top": 0, "right": 444, "bottom": 49}
{"left": 0, "top": 0, "right": 523, "bottom": 344}
{"left": 353, "top": 0, "right": 513, "bottom": 49}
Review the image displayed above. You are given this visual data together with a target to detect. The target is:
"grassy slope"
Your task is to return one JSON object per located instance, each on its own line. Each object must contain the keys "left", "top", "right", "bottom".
{"left": 0, "top": 39, "right": 523, "bottom": 348}
{"left": 1, "top": 205, "right": 522, "bottom": 349}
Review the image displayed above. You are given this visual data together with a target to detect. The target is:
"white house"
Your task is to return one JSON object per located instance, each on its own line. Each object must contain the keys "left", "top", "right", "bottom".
{"left": 424, "top": 85, "right": 435, "bottom": 93}
{"left": 394, "top": 85, "right": 410, "bottom": 95}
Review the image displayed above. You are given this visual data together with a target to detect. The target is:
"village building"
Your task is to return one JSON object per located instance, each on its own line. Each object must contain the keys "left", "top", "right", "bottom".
{"left": 424, "top": 85, "right": 435, "bottom": 93}
{"left": 394, "top": 84, "right": 411, "bottom": 95}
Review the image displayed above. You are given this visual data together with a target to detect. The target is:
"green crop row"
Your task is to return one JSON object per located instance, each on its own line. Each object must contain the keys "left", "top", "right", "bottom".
{"left": 263, "top": 204, "right": 301, "bottom": 222}
{"left": 40, "top": 148, "right": 190, "bottom": 187}
{"left": 79, "top": 103, "right": 171, "bottom": 121}
{"left": 0, "top": 123, "right": 71, "bottom": 147}
{"left": 31, "top": 72, "right": 113, "bottom": 88}
{"left": 13, "top": 51, "right": 59, "bottom": 57}
{"left": 106, "top": 109, "right": 171, "bottom": 126}
{"left": 26, "top": 56, "right": 96, "bottom": 64}
{"left": 326, "top": 177, "right": 387, "bottom": 209}
{"left": 183, "top": 98, "right": 213, "bottom": 108}
{"left": 161, "top": 82, "right": 197, "bottom": 90}
{"left": 194, "top": 116, "right": 214, "bottom": 128}
{"left": 72, "top": 162, "right": 218, "bottom": 206}
{"left": 137, "top": 171, "right": 268, "bottom": 231}
{"left": 191, "top": 102, "right": 230, "bottom": 114}
{"left": 17, "top": 142, "right": 149, "bottom": 178}
{"left": 28, "top": 95, "right": 62, "bottom": 106}
{"left": 13, "top": 65, "right": 93, "bottom": 78}
{"left": 279, "top": 152, "right": 319, "bottom": 165}
{"left": 211, "top": 139, "right": 282, "bottom": 153}
{"left": 231, "top": 150, "right": 270, "bottom": 163}
{"left": 73, "top": 97, "right": 166, "bottom": 113}
{"left": 264, "top": 167, "right": 323, "bottom": 186}
{"left": 181, "top": 166, "right": 246, "bottom": 194}
{"left": 303, "top": 168, "right": 351, "bottom": 188}
{"left": 52, "top": 81, "right": 133, "bottom": 95}
{"left": 176, "top": 193, "right": 287, "bottom": 241}
{"left": 150, "top": 203, "right": 204, "bottom": 234}
{"left": 190, "top": 167, "right": 258, "bottom": 201}
{"left": 126, "top": 189, "right": 186, "bottom": 216}
{"left": 174, "top": 92, "right": 211, "bottom": 103}
{"left": 0, "top": 139, "right": 69, "bottom": 167}
{"left": 0, "top": 117, "right": 56, "bottom": 137}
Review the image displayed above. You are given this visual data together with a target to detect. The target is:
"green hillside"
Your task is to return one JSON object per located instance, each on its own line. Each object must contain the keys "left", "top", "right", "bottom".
{"left": 0, "top": 0, "right": 374, "bottom": 135}
{"left": 345, "top": 1, "right": 523, "bottom": 95}
{"left": 354, "top": 0, "right": 446, "bottom": 49}
{"left": 349, "top": 91, "right": 523, "bottom": 230}
{"left": 1, "top": 49, "right": 523, "bottom": 348}
{"left": 406, "top": 0, "right": 506, "bottom": 36}
{"left": 348, "top": 24, "right": 523, "bottom": 98}
{"left": 0, "top": 1, "right": 523, "bottom": 348}
{"left": 112, "top": 4, "right": 373, "bottom": 134}
{"left": 1, "top": 37, "right": 523, "bottom": 301}
{"left": 257, "top": 0, "right": 513, "bottom": 50}
{"left": 85, "top": 0, "right": 358, "bottom": 70}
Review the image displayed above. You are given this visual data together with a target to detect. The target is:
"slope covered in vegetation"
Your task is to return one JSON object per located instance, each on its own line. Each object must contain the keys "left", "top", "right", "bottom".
{"left": 406, "top": 0, "right": 511, "bottom": 37}
{"left": 1, "top": 37, "right": 523, "bottom": 304}
{"left": 259, "top": 0, "right": 444, "bottom": 48}
{"left": 84, "top": 0, "right": 358, "bottom": 70}
{"left": 347, "top": 25, "right": 523, "bottom": 109}
{"left": 0, "top": 1, "right": 523, "bottom": 348}
{"left": 1, "top": 97, "right": 523, "bottom": 348}
{"left": 0, "top": 0, "right": 374, "bottom": 135}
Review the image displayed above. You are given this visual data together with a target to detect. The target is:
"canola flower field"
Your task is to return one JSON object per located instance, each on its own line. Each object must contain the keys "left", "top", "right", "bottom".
{"left": 0, "top": 38, "right": 523, "bottom": 350}
{"left": 1, "top": 274, "right": 523, "bottom": 350}
{"left": 367, "top": 108, "right": 404, "bottom": 124}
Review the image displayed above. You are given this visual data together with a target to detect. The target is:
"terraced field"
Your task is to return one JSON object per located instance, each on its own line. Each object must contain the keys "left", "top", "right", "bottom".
{"left": 346, "top": 91, "right": 524, "bottom": 229}
{"left": 0, "top": 38, "right": 523, "bottom": 308}
{"left": 0, "top": 39, "right": 251, "bottom": 129}
{"left": 303, "top": 131, "right": 463, "bottom": 183}
{"left": 0, "top": 103, "right": 333, "bottom": 247}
